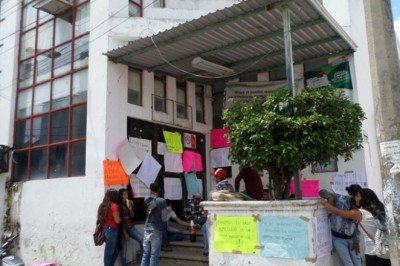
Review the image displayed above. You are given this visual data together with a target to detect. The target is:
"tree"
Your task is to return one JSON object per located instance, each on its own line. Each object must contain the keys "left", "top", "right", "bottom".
{"left": 223, "top": 87, "right": 365, "bottom": 199}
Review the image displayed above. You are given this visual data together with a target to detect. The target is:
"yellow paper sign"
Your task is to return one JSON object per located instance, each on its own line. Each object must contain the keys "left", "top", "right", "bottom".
{"left": 163, "top": 131, "right": 183, "bottom": 153}
{"left": 214, "top": 216, "right": 258, "bottom": 254}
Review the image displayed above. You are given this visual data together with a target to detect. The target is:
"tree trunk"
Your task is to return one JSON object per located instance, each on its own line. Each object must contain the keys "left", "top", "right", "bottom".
{"left": 265, "top": 164, "right": 292, "bottom": 200}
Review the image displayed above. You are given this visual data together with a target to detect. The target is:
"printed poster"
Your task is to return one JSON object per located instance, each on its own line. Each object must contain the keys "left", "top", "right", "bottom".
{"left": 259, "top": 216, "right": 309, "bottom": 259}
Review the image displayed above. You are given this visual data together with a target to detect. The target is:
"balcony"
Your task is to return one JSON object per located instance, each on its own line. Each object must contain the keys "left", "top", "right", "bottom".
{"left": 152, "top": 94, "right": 193, "bottom": 129}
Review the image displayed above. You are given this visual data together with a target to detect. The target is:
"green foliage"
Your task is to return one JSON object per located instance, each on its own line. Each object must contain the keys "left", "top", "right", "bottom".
{"left": 223, "top": 87, "right": 365, "bottom": 198}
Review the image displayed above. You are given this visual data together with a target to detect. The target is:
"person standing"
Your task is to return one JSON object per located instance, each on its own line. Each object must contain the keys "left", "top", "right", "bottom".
{"left": 234, "top": 165, "right": 264, "bottom": 200}
{"left": 118, "top": 188, "right": 143, "bottom": 266}
{"left": 97, "top": 189, "right": 121, "bottom": 266}
{"left": 141, "top": 183, "right": 167, "bottom": 266}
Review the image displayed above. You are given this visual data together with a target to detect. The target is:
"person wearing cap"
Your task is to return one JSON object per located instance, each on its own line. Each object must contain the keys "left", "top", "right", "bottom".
{"left": 234, "top": 165, "right": 264, "bottom": 200}
{"left": 319, "top": 184, "right": 363, "bottom": 266}
{"left": 212, "top": 168, "right": 234, "bottom": 192}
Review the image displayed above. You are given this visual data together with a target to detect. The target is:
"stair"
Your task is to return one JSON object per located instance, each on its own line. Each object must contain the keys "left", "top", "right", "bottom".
{"left": 131, "top": 224, "right": 209, "bottom": 266}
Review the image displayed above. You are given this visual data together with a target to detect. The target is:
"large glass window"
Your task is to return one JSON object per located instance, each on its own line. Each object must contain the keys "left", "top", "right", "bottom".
{"left": 13, "top": 0, "right": 90, "bottom": 181}
{"left": 154, "top": 76, "right": 166, "bottom": 112}
{"left": 128, "top": 69, "right": 142, "bottom": 106}
{"left": 129, "top": 0, "right": 142, "bottom": 17}
{"left": 195, "top": 84, "right": 205, "bottom": 123}
{"left": 176, "top": 81, "right": 187, "bottom": 118}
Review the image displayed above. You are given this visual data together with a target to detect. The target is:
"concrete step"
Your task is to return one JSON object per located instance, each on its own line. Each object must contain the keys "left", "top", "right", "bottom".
{"left": 181, "top": 230, "right": 204, "bottom": 241}
{"left": 158, "top": 251, "right": 209, "bottom": 266}
{"left": 167, "top": 240, "right": 204, "bottom": 253}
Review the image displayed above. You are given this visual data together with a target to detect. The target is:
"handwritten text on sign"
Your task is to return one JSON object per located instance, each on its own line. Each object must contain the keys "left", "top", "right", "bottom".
{"left": 314, "top": 214, "right": 332, "bottom": 258}
{"left": 214, "top": 216, "right": 258, "bottom": 254}
{"left": 259, "top": 216, "right": 309, "bottom": 259}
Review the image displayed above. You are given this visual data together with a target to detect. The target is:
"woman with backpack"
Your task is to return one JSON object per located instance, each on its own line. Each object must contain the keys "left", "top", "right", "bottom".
{"left": 118, "top": 188, "right": 143, "bottom": 266}
{"left": 97, "top": 189, "right": 121, "bottom": 266}
{"left": 322, "top": 188, "right": 391, "bottom": 266}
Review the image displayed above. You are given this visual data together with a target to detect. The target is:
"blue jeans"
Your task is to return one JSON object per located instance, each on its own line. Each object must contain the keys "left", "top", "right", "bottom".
{"left": 141, "top": 229, "right": 162, "bottom": 266}
{"left": 161, "top": 222, "right": 184, "bottom": 245}
{"left": 103, "top": 227, "right": 119, "bottom": 266}
{"left": 120, "top": 226, "right": 144, "bottom": 266}
{"left": 202, "top": 223, "right": 208, "bottom": 253}
{"left": 332, "top": 235, "right": 362, "bottom": 266}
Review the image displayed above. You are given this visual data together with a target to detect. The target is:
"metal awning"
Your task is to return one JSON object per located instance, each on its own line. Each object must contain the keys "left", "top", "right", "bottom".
{"left": 105, "top": 0, "right": 356, "bottom": 82}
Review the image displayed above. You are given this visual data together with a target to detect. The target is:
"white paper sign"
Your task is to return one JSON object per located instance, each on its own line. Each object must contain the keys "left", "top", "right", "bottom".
{"left": 130, "top": 174, "right": 150, "bottom": 198}
{"left": 164, "top": 178, "right": 183, "bottom": 200}
{"left": 128, "top": 137, "right": 152, "bottom": 160}
{"left": 380, "top": 140, "right": 400, "bottom": 164}
{"left": 306, "top": 74, "right": 329, "bottom": 89}
{"left": 117, "top": 139, "right": 142, "bottom": 174}
{"left": 314, "top": 214, "right": 332, "bottom": 258}
{"left": 332, "top": 172, "right": 365, "bottom": 195}
{"left": 137, "top": 153, "right": 162, "bottom": 188}
{"left": 164, "top": 151, "right": 183, "bottom": 173}
{"left": 157, "top": 142, "right": 166, "bottom": 155}
{"left": 211, "top": 147, "right": 230, "bottom": 168}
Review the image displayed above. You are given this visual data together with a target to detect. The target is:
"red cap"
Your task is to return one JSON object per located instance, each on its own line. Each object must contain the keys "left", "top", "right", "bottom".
{"left": 211, "top": 168, "right": 227, "bottom": 179}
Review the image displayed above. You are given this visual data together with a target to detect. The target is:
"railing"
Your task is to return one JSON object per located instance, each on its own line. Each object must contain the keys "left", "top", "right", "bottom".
{"left": 151, "top": 94, "right": 193, "bottom": 129}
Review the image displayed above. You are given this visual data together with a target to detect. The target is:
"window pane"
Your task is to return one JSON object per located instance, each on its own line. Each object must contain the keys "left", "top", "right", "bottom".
{"left": 54, "top": 43, "right": 72, "bottom": 76}
{"left": 52, "top": 76, "right": 70, "bottom": 109}
{"left": 31, "top": 148, "right": 47, "bottom": 179}
{"left": 15, "top": 119, "right": 31, "bottom": 148}
{"left": 37, "top": 22, "right": 53, "bottom": 51}
{"left": 12, "top": 151, "right": 28, "bottom": 181}
{"left": 154, "top": 79, "right": 165, "bottom": 97}
{"left": 75, "top": 3, "right": 90, "bottom": 36}
{"left": 32, "top": 115, "right": 48, "bottom": 146}
{"left": 70, "top": 141, "right": 85, "bottom": 176}
{"left": 72, "top": 104, "right": 87, "bottom": 138}
{"left": 38, "top": 9, "right": 53, "bottom": 25}
{"left": 195, "top": 85, "right": 205, "bottom": 123}
{"left": 74, "top": 35, "right": 89, "bottom": 69}
{"left": 21, "top": 30, "right": 36, "bottom": 60}
{"left": 35, "top": 52, "right": 52, "bottom": 83}
{"left": 129, "top": 2, "right": 141, "bottom": 17}
{"left": 51, "top": 109, "right": 68, "bottom": 143}
{"left": 72, "top": 69, "right": 88, "bottom": 103}
{"left": 33, "top": 82, "right": 50, "bottom": 114}
{"left": 19, "top": 59, "right": 34, "bottom": 88}
{"left": 128, "top": 69, "right": 141, "bottom": 105}
{"left": 55, "top": 12, "right": 73, "bottom": 46}
{"left": 49, "top": 145, "right": 66, "bottom": 178}
{"left": 17, "top": 89, "right": 32, "bottom": 118}
{"left": 22, "top": 4, "right": 37, "bottom": 32}
{"left": 177, "top": 87, "right": 186, "bottom": 104}
{"left": 153, "top": 0, "right": 164, "bottom": 7}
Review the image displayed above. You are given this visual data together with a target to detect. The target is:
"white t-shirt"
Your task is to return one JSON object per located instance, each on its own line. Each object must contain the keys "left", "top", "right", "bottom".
{"left": 359, "top": 208, "right": 378, "bottom": 255}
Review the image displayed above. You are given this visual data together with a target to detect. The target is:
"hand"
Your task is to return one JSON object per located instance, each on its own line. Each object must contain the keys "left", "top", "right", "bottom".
{"left": 126, "top": 199, "right": 133, "bottom": 209}
{"left": 351, "top": 243, "right": 360, "bottom": 254}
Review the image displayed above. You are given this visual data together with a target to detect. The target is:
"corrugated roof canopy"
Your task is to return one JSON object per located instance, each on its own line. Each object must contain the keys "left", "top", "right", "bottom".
{"left": 105, "top": 0, "right": 356, "bottom": 82}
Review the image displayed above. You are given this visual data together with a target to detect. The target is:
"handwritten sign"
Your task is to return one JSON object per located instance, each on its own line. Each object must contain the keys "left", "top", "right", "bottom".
{"left": 210, "top": 128, "right": 230, "bottom": 148}
{"left": 259, "top": 216, "right": 309, "bottom": 259}
{"left": 163, "top": 131, "right": 183, "bottom": 153}
{"left": 130, "top": 174, "right": 150, "bottom": 198}
{"left": 211, "top": 147, "right": 230, "bottom": 168}
{"left": 314, "top": 214, "right": 332, "bottom": 258}
{"left": 182, "top": 151, "right": 203, "bottom": 172}
{"left": 103, "top": 160, "right": 129, "bottom": 186}
{"left": 332, "top": 172, "right": 365, "bottom": 195}
{"left": 128, "top": 137, "right": 152, "bottom": 160}
{"left": 164, "top": 177, "right": 183, "bottom": 200}
{"left": 164, "top": 151, "right": 183, "bottom": 173}
{"left": 289, "top": 180, "right": 320, "bottom": 198}
{"left": 214, "top": 216, "right": 258, "bottom": 254}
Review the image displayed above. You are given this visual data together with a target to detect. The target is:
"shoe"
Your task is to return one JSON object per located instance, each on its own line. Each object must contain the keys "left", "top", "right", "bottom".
{"left": 161, "top": 245, "right": 173, "bottom": 252}
{"left": 203, "top": 251, "right": 209, "bottom": 256}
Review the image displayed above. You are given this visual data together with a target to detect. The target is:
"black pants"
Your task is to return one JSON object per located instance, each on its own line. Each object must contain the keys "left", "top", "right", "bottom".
{"left": 365, "top": 254, "right": 391, "bottom": 266}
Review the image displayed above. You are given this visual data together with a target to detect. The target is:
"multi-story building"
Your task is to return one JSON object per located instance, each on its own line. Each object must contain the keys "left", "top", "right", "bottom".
{"left": 0, "top": 0, "right": 398, "bottom": 264}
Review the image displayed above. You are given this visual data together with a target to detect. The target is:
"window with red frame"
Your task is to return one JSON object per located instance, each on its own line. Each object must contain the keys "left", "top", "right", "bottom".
{"left": 129, "top": 0, "right": 143, "bottom": 17}
{"left": 13, "top": 0, "right": 90, "bottom": 181}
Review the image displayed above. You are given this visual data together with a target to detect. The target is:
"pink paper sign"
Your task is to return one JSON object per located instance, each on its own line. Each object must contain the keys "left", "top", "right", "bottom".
{"left": 182, "top": 151, "right": 203, "bottom": 172}
{"left": 210, "top": 128, "right": 230, "bottom": 148}
{"left": 289, "top": 180, "right": 320, "bottom": 198}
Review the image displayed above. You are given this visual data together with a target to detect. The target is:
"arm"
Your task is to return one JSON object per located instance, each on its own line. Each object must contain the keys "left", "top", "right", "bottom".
{"left": 234, "top": 170, "right": 243, "bottom": 192}
{"left": 323, "top": 202, "right": 362, "bottom": 222}
{"left": 172, "top": 216, "right": 190, "bottom": 227}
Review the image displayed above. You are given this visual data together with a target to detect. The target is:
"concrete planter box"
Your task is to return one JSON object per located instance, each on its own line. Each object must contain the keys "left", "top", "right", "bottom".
{"left": 202, "top": 200, "right": 338, "bottom": 266}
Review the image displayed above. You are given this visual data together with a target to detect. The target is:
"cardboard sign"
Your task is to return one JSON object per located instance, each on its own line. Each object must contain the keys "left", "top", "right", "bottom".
{"left": 103, "top": 160, "right": 129, "bottom": 186}
{"left": 163, "top": 131, "right": 183, "bottom": 154}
